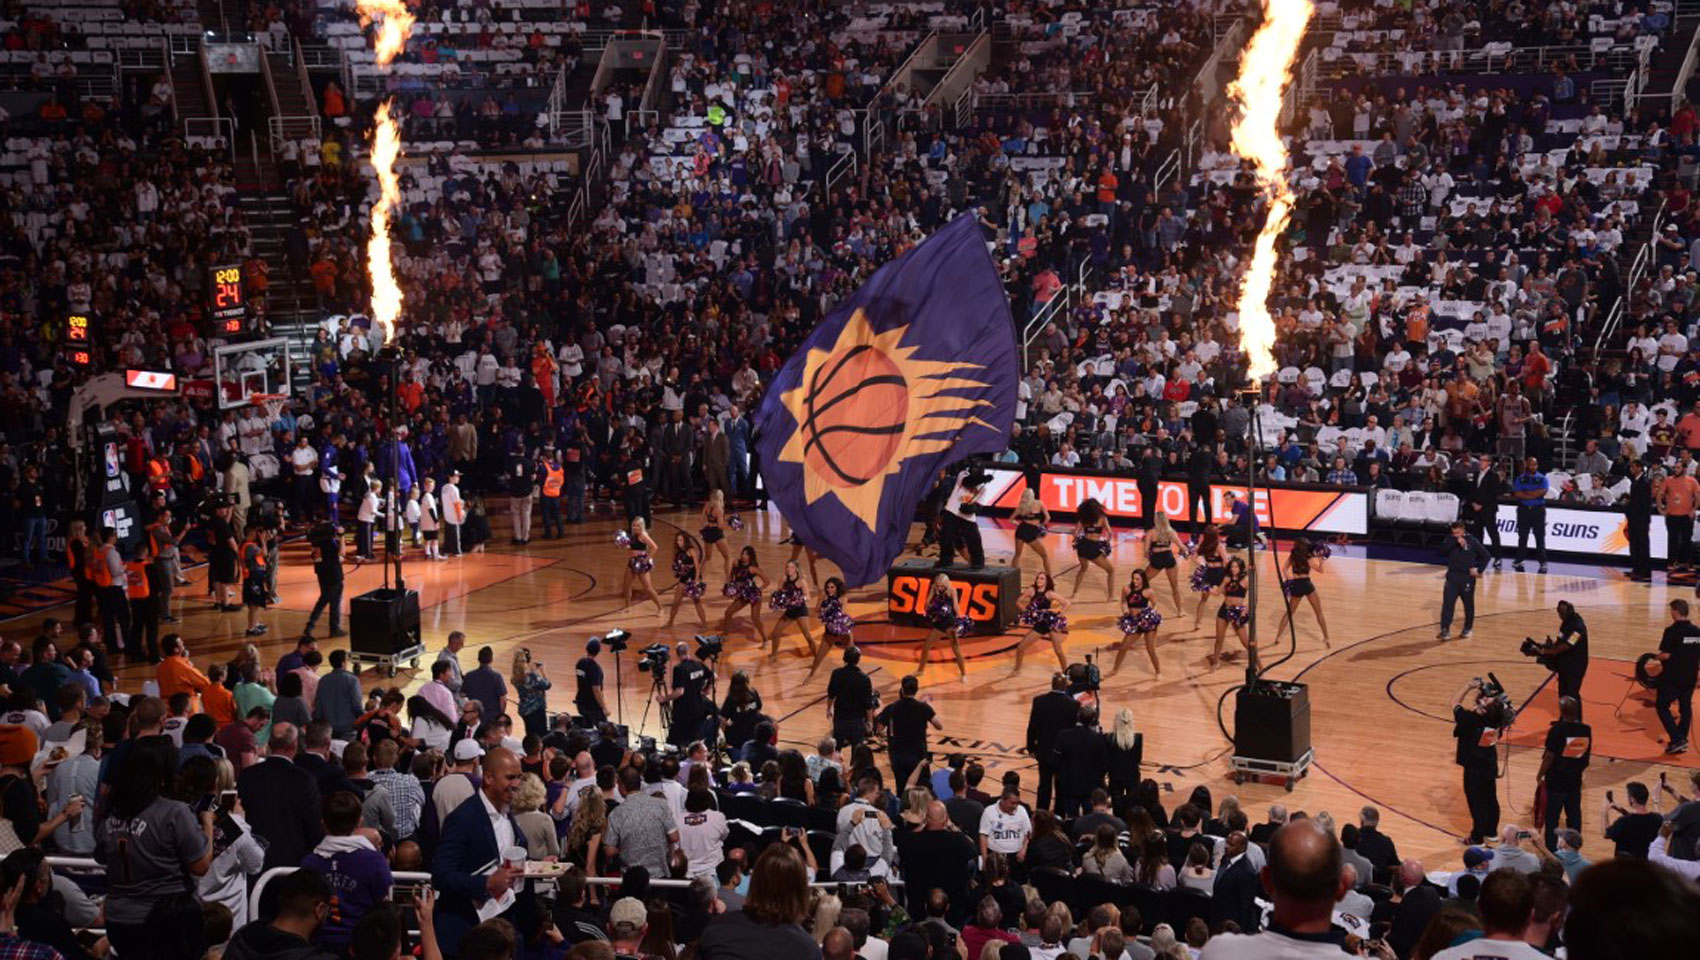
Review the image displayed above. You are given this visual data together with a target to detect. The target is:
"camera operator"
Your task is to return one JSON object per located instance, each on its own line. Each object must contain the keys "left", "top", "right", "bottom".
{"left": 1657, "top": 598, "right": 1700, "bottom": 755}
{"left": 659, "top": 641, "right": 712, "bottom": 750}
{"left": 1454, "top": 677, "right": 1511, "bottom": 844}
{"left": 826, "top": 646, "right": 875, "bottom": 748}
{"left": 1536, "top": 695, "right": 1591, "bottom": 850}
{"left": 936, "top": 467, "right": 987, "bottom": 569}
{"left": 1525, "top": 601, "right": 1589, "bottom": 712}
{"left": 574, "top": 638, "right": 607, "bottom": 725}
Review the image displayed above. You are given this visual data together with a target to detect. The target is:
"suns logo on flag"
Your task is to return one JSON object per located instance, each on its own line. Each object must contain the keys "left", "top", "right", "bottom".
{"left": 778, "top": 309, "right": 1000, "bottom": 532}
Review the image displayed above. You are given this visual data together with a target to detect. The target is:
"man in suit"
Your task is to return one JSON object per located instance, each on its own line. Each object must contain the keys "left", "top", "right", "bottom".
{"left": 1209, "top": 831, "right": 1263, "bottom": 933}
{"left": 236, "top": 721, "right": 324, "bottom": 870}
{"left": 1051, "top": 704, "right": 1107, "bottom": 817}
{"left": 1355, "top": 806, "right": 1400, "bottom": 876}
{"left": 294, "top": 720, "right": 355, "bottom": 798}
{"left": 1026, "top": 674, "right": 1077, "bottom": 812}
{"left": 700, "top": 417, "right": 731, "bottom": 498}
{"left": 1465, "top": 454, "right": 1504, "bottom": 569}
{"left": 724, "top": 405, "right": 752, "bottom": 500}
{"left": 432, "top": 747, "right": 534, "bottom": 957}
{"left": 659, "top": 409, "right": 693, "bottom": 505}
{"left": 1626, "top": 458, "right": 1654, "bottom": 581}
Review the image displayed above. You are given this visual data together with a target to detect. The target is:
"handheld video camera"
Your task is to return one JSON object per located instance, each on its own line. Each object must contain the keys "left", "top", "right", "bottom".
{"left": 636, "top": 643, "right": 670, "bottom": 674}
{"left": 1473, "top": 672, "right": 1515, "bottom": 726}
{"left": 1519, "top": 636, "right": 1557, "bottom": 669}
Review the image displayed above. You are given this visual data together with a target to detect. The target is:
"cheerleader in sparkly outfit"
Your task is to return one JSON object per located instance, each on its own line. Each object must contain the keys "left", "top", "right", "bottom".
{"left": 1146, "top": 511, "right": 1187, "bottom": 616}
{"left": 1273, "top": 538, "right": 1331, "bottom": 648}
{"left": 1210, "top": 557, "right": 1252, "bottom": 669}
{"left": 808, "top": 577, "right": 856, "bottom": 677}
{"left": 665, "top": 531, "right": 710, "bottom": 629}
{"left": 918, "top": 573, "right": 970, "bottom": 679}
{"left": 1069, "top": 497, "right": 1116, "bottom": 601}
{"left": 620, "top": 518, "right": 665, "bottom": 614}
{"left": 1190, "top": 526, "right": 1227, "bottom": 624}
{"left": 1011, "top": 489, "right": 1052, "bottom": 576}
{"left": 1014, "top": 573, "right": 1071, "bottom": 673}
{"left": 700, "top": 489, "right": 734, "bottom": 579}
{"left": 1113, "top": 569, "right": 1164, "bottom": 676}
{"left": 766, "top": 559, "right": 818, "bottom": 661}
{"left": 720, "top": 545, "right": 770, "bottom": 644}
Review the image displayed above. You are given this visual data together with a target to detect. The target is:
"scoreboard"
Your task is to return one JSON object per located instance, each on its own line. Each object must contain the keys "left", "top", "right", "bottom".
{"left": 64, "top": 313, "right": 93, "bottom": 367}
{"left": 209, "top": 263, "right": 248, "bottom": 336}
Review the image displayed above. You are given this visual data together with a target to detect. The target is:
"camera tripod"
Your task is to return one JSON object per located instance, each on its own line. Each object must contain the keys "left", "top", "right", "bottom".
{"left": 637, "top": 664, "right": 671, "bottom": 741}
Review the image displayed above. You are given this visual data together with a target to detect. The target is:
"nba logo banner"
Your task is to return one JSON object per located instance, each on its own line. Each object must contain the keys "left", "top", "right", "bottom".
{"left": 755, "top": 215, "right": 1018, "bottom": 586}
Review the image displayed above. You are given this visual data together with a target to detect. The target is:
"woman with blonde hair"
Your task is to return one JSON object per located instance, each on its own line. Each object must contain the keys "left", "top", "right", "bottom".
{"left": 1107, "top": 707, "right": 1143, "bottom": 806}
{"left": 918, "top": 573, "right": 970, "bottom": 679}
{"left": 564, "top": 786, "right": 607, "bottom": 879}
{"left": 1011, "top": 488, "right": 1052, "bottom": 576}
{"left": 620, "top": 517, "right": 665, "bottom": 613}
{"left": 699, "top": 488, "right": 734, "bottom": 577}
{"left": 1147, "top": 511, "right": 1186, "bottom": 614}
{"left": 900, "top": 785, "right": 932, "bottom": 825}
{"left": 809, "top": 892, "right": 842, "bottom": 944}
{"left": 509, "top": 647, "right": 551, "bottom": 737}
{"left": 512, "top": 772, "right": 560, "bottom": 859}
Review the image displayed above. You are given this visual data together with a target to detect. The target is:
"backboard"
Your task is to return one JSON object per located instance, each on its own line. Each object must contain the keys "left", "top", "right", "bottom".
{"left": 212, "top": 337, "right": 292, "bottom": 411}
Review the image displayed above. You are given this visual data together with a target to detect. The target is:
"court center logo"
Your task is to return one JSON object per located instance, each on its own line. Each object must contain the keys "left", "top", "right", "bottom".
{"left": 777, "top": 308, "right": 997, "bottom": 532}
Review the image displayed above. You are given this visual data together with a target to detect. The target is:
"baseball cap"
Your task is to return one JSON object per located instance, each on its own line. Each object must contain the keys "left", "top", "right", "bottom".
{"left": 1463, "top": 846, "right": 1490, "bottom": 868}
{"left": 452, "top": 739, "right": 485, "bottom": 762}
{"left": 0, "top": 725, "right": 37, "bottom": 767}
{"left": 608, "top": 897, "right": 647, "bottom": 935}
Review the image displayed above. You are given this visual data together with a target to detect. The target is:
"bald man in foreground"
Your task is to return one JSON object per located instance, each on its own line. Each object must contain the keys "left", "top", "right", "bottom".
{"left": 433, "top": 748, "right": 538, "bottom": 955}
{"left": 1201, "top": 820, "right": 1354, "bottom": 959}
{"left": 821, "top": 926, "right": 855, "bottom": 960}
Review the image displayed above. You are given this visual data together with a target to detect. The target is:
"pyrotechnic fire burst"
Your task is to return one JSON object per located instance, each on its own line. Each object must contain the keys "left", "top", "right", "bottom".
{"left": 1228, "top": 0, "right": 1314, "bottom": 381}
{"left": 355, "top": 0, "right": 414, "bottom": 345}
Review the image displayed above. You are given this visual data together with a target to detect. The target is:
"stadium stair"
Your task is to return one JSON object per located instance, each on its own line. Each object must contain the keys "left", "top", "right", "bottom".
{"left": 240, "top": 192, "right": 319, "bottom": 388}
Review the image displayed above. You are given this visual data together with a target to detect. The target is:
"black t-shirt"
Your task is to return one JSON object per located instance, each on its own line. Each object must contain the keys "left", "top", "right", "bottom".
{"left": 1452, "top": 706, "right": 1499, "bottom": 770}
{"left": 574, "top": 657, "right": 604, "bottom": 707}
{"left": 208, "top": 517, "right": 236, "bottom": 557}
{"left": 721, "top": 691, "right": 764, "bottom": 747}
{"left": 312, "top": 542, "right": 343, "bottom": 583}
{"left": 1660, "top": 621, "right": 1700, "bottom": 688}
{"left": 696, "top": 909, "right": 821, "bottom": 960}
{"left": 1541, "top": 720, "right": 1591, "bottom": 789}
{"left": 507, "top": 457, "right": 535, "bottom": 497}
{"left": 1605, "top": 810, "right": 1664, "bottom": 859}
{"left": 671, "top": 660, "right": 709, "bottom": 714}
{"left": 589, "top": 738, "right": 624, "bottom": 771}
{"left": 878, "top": 696, "right": 936, "bottom": 755}
{"left": 826, "top": 666, "right": 873, "bottom": 720}
{"left": 1550, "top": 617, "right": 1588, "bottom": 676}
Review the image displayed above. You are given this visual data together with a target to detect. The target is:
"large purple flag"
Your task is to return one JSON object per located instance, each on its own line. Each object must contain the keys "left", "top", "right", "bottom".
{"left": 755, "top": 215, "right": 1018, "bottom": 586}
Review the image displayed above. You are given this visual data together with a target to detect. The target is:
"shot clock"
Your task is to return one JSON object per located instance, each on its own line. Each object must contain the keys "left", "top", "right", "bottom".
{"left": 209, "top": 263, "right": 248, "bottom": 336}
{"left": 64, "top": 312, "right": 93, "bottom": 367}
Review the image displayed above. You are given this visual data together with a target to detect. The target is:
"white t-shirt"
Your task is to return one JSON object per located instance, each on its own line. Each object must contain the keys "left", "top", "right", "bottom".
{"left": 1427, "top": 938, "right": 1551, "bottom": 960}
{"left": 979, "top": 803, "right": 1032, "bottom": 855}
{"left": 1200, "top": 931, "right": 1359, "bottom": 960}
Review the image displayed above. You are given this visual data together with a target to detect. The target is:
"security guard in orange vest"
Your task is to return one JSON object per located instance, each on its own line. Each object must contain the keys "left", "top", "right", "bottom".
{"left": 125, "top": 551, "right": 160, "bottom": 662}
{"left": 539, "top": 446, "right": 565, "bottom": 540}
{"left": 146, "top": 452, "right": 173, "bottom": 500}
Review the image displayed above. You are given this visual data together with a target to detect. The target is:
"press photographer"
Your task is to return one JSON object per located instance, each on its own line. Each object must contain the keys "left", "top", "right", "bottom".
{"left": 1520, "top": 600, "right": 1589, "bottom": 713}
{"left": 658, "top": 641, "right": 713, "bottom": 749}
{"left": 1454, "top": 674, "right": 1514, "bottom": 844}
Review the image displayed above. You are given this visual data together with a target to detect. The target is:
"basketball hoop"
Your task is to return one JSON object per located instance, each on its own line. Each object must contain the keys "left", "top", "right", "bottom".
{"left": 249, "top": 392, "right": 289, "bottom": 421}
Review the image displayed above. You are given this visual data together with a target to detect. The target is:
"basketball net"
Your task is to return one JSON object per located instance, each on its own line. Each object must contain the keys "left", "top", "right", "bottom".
{"left": 250, "top": 392, "right": 288, "bottom": 422}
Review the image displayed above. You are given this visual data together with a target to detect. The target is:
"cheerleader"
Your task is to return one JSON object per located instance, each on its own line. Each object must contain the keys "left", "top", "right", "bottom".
{"left": 1113, "top": 569, "right": 1163, "bottom": 676}
{"left": 1069, "top": 497, "right": 1116, "bottom": 601}
{"left": 420, "top": 477, "right": 442, "bottom": 560}
{"left": 1190, "top": 526, "right": 1227, "bottom": 624}
{"left": 665, "top": 531, "right": 710, "bottom": 629}
{"left": 766, "top": 559, "right": 818, "bottom": 661}
{"left": 1146, "top": 511, "right": 1186, "bottom": 616}
{"left": 620, "top": 518, "right": 665, "bottom": 614}
{"left": 1011, "top": 489, "right": 1052, "bottom": 576}
{"left": 1273, "top": 538, "right": 1331, "bottom": 647}
{"left": 720, "top": 546, "right": 770, "bottom": 643}
{"left": 808, "top": 577, "right": 856, "bottom": 677}
{"left": 1014, "top": 572, "right": 1071, "bottom": 673}
{"left": 1210, "top": 557, "right": 1252, "bottom": 669}
{"left": 700, "top": 489, "right": 734, "bottom": 578}
{"left": 918, "top": 573, "right": 970, "bottom": 679}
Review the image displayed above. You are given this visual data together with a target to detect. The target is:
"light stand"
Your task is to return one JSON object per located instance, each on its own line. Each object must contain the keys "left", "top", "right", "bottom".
{"left": 604, "top": 628, "right": 631, "bottom": 726}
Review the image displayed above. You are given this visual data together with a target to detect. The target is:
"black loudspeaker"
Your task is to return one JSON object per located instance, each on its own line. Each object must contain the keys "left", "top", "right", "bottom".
{"left": 1233, "top": 681, "right": 1311, "bottom": 763}
{"left": 349, "top": 588, "right": 421, "bottom": 657}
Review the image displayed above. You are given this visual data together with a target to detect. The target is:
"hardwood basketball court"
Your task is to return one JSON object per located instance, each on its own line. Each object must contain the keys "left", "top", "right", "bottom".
{"left": 20, "top": 504, "right": 1692, "bottom": 870}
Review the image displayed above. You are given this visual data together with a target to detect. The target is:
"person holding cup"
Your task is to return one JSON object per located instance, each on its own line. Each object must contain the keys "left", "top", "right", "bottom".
{"left": 431, "top": 748, "right": 537, "bottom": 956}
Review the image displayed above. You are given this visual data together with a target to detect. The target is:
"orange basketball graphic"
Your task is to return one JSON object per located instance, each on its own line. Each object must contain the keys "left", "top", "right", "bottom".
{"left": 801, "top": 344, "right": 908, "bottom": 488}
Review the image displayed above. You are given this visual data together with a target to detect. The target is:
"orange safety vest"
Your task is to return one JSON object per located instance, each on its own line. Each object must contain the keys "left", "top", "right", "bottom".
{"left": 147, "top": 456, "right": 172, "bottom": 491}
{"left": 125, "top": 561, "right": 150, "bottom": 599}
{"left": 88, "top": 544, "right": 115, "bottom": 587}
{"left": 542, "top": 463, "right": 564, "bottom": 497}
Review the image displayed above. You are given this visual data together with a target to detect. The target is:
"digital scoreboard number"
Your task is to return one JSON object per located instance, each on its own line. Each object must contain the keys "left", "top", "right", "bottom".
{"left": 209, "top": 264, "right": 247, "bottom": 336}
{"left": 64, "top": 313, "right": 92, "bottom": 367}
